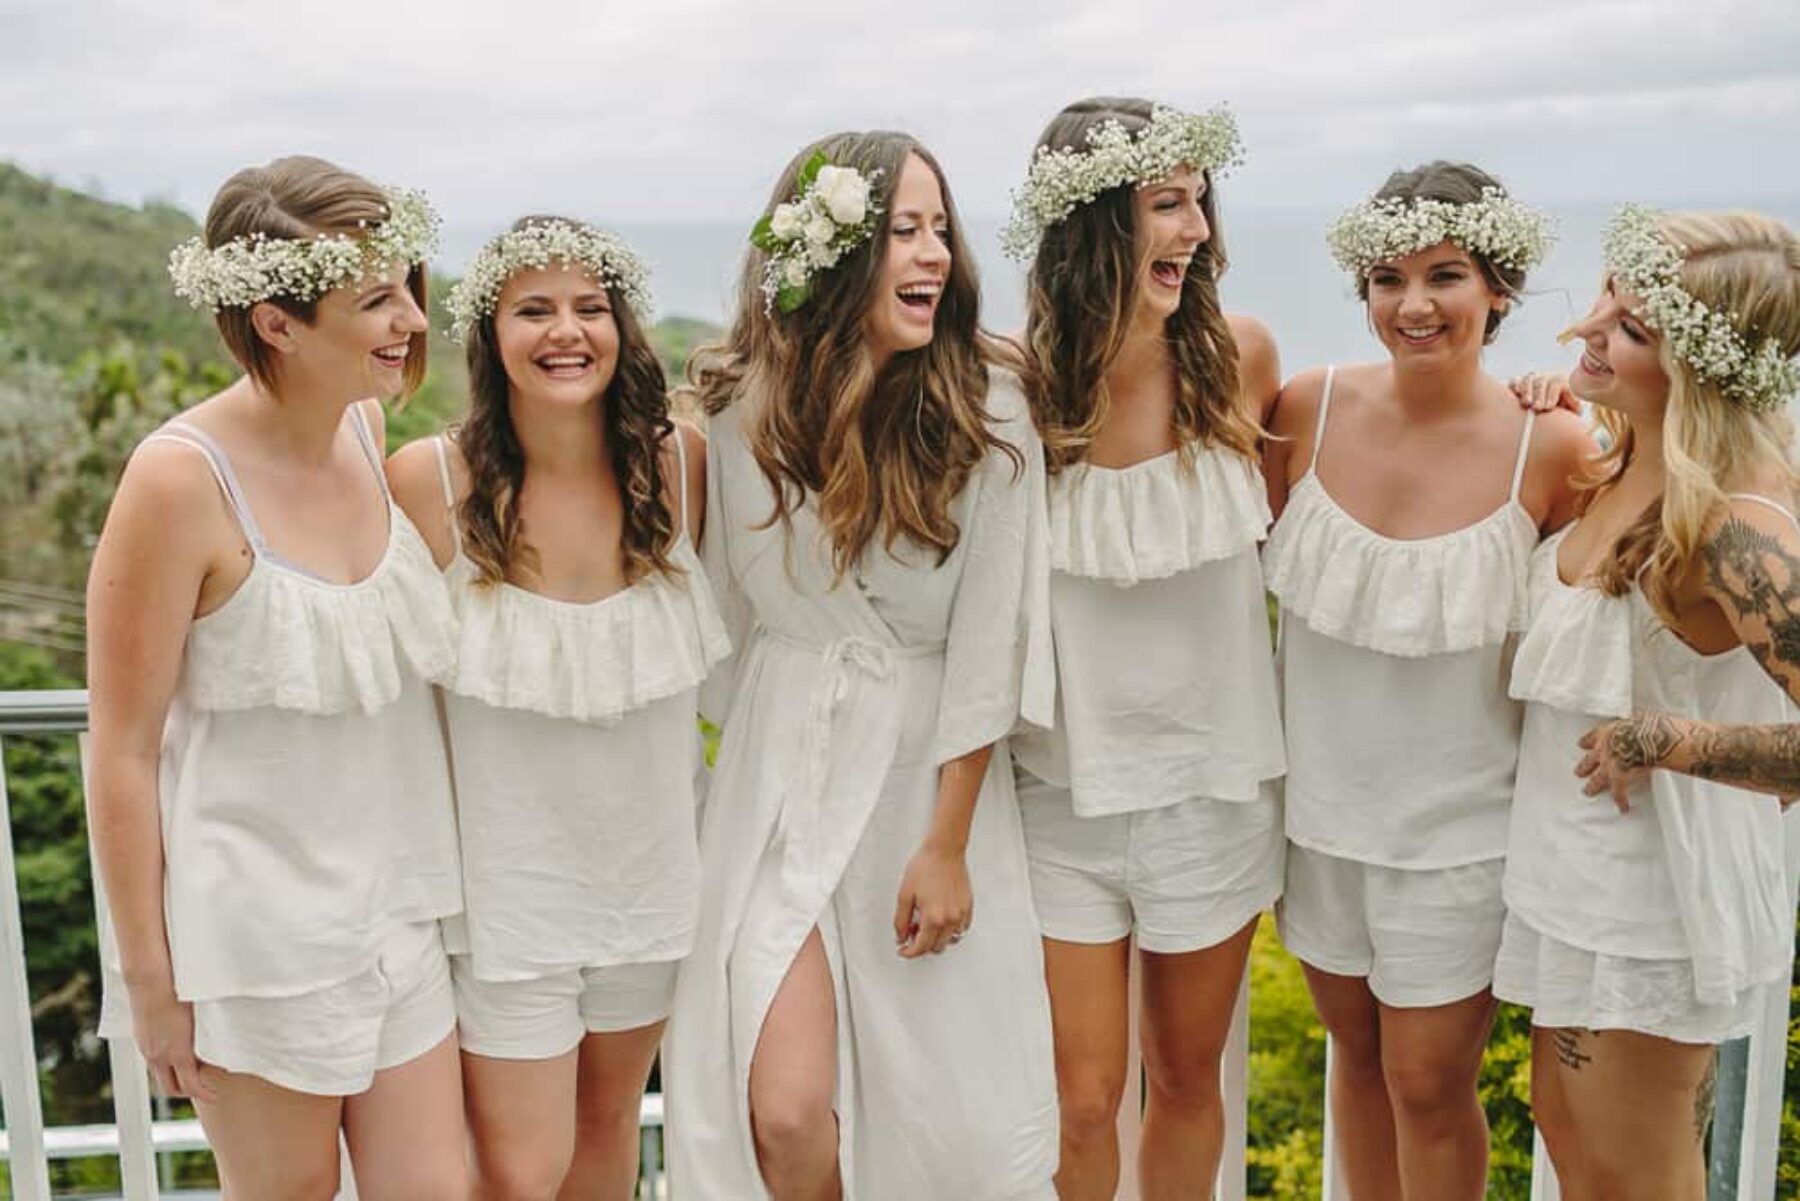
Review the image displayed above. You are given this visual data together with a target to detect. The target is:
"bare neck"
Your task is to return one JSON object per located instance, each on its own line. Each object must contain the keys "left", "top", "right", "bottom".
{"left": 509, "top": 392, "right": 610, "bottom": 481}
{"left": 231, "top": 374, "right": 361, "bottom": 465}
{"left": 1388, "top": 352, "right": 1488, "bottom": 423}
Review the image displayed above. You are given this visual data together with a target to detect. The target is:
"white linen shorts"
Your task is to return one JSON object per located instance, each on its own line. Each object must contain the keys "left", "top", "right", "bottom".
{"left": 99, "top": 918, "right": 455, "bottom": 1097}
{"left": 1277, "top": 843, "right": 1504, "bottom": 1008}
{"left": 1016, "top": 773, "right": 1283, "bottom": 954}
{"left": 451, "top": 956, "right": 679, "bottom": 1059}
{"left": 1492, "top": 912, "right": 1760, "bottom": 1045}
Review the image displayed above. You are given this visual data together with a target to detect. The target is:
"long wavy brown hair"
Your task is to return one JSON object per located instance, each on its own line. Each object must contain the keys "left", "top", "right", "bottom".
{"left": 1572, "top": 211, "right": 1800, "bottom": 624}
{"left": 1020, "top": 97, "right": 1255, "bottom": 474}
{"left": 683, "top": 131, "right": 1012, "bottom": 580}
{"left": 456, "top": 216, "right": 678, "bottom": 588}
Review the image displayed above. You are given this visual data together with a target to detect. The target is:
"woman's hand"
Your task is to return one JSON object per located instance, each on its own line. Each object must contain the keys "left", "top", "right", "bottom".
{"left": 129, "top": 980, "right": 216, "bottom": 1101}
{"left": 893, "top": 843, "right": 974, "bottom": 959}
{"left": 1576, "top": 716, "right": 1670, "bottom": 813}
{"left": 1509, "top": 371, "right": 1581, "bottom": 414}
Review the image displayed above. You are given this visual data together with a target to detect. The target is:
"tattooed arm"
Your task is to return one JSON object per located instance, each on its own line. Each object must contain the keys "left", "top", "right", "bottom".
{"left": 1576, "top": 498, "right": 1800, "bottom": 810}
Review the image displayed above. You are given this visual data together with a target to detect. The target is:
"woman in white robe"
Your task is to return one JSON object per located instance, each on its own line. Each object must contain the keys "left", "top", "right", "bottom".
{"left": 662, "top": 131, "right": 1059, "bottom": 1201}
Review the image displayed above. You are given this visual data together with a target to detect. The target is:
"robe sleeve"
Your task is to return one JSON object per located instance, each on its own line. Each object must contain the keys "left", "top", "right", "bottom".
{"left": 697, "top": 406, "right": 757, "bottom": 729}
{"left": 933, "top": 370, "right": 1055, "bottom": 765}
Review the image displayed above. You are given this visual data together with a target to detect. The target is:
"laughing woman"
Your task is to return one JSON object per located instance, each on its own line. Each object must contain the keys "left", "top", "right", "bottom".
{"left": 662, "top": 133, "right": 1059, "bottom": 1201}
{"left": 1261, "top": 163, "right": 1592, "bottom": 1200}
{"left": 86, "top": 157, "right": 467, "bottom": 1198}
{"left": 1496, "top": 209, "right": 1800, "bottom": 1199}
{"left": 1003, "top": 96, "right": 1285, "bottom": 1200}
{"left": 385, "top": 218, "right": 725, "bottom": 1201}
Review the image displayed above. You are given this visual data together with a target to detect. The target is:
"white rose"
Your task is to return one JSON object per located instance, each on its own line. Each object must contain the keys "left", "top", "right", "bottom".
{"left": 783, "top": 258, "right": 809, "bottom": 287}
{"left": 816, "top": 165, "right": 869, "bottom": 226}
{"left": 770, "top": 203, "right": 804, "bottom": 242}
{"left": 804, "top": 213, "right": 836, "bottom": 248}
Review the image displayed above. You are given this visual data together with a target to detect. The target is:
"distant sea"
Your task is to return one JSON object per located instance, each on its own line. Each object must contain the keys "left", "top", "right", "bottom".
{"left": 442, "top": 202, "right": 1800, "bottom": 382}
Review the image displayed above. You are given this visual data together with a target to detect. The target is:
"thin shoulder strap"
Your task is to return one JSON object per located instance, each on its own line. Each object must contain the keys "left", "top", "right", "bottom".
{"left": 1306, "top": 366, "right": 1337, "bottom": 474}
{"left": 671, "top": 424, "right": 692, "bottom": 540}
{"left": 348, "top": 401, "right": 391, "bottom": 499}
{"left": 432, "top": 435, "right": 464, "bottom": 556}
{"left": 1508, "top": 409, "right": 1538, "bottom": 503}
{"left": 140, "top": 424, "right": 270, "bottom": 554}
{"left": 1726, "top": 492, "right": 1800, "bottom": 530}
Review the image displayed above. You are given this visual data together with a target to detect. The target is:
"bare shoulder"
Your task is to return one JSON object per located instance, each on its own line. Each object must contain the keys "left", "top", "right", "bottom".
{"left": 387, "top": 433, "right": 460, "bottom": 510}
{"left": 1227, "top": 312, "right": 1281, "bottom": 422}
{"left": 114, "top": 434, "right": 231, "bottom": 526}
{"left": 1266, "top": 365, "right": 1329, "bottom": 441}
{"left": 358, "top": 398, "right": 388, "bottom": 449}
{"left": 1530, "top": 406, "right": 1599, "bottom": 476}
{"left": 667, "top": 418, "right": 708, "bottom": 541}
{"left": 1227, "top": 312, "right": 1278, "bottom": 365}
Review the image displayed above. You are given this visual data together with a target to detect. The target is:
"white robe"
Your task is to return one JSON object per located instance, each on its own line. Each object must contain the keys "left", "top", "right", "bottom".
{"left": 663, "top": 372, "right": 1059, "bottom": 1200}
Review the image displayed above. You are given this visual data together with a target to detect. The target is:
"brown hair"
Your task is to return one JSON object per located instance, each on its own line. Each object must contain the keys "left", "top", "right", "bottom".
{"left": 1355, "top": 161, "right": 1526, "bottom": 345}
{"left": 456, "top": 216, "right": 679, "bottom": 588}
{"left": 203, "top": 155, "right": 429, "bottom": 393}
{"left": 683, "top": 131, "right": 1013, "bottom": 580}
{"left": 1020, "top": 97, "right": 1256, "bottom": 474}
{"left": 1576, "top": 211, "right": 1800, "bottom": 622}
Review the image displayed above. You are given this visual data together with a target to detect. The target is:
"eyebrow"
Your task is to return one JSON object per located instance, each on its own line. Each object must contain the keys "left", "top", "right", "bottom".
{"left": 508, "top": 291, "right": 611, "bottom": 305}
{"left": 890, "top": 208, "right": 948, "bottom": 222}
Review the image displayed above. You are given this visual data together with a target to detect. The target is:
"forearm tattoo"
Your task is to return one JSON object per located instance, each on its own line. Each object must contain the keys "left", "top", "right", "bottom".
{"left": 1687, "top": 723, "right": 1800, "bottom": 795}
{"left": 1552, "top": 1028, "right": 1596, "bottom": 1071}
{"left": 1703, "top": 515, "right": 1800, "bottom": 693}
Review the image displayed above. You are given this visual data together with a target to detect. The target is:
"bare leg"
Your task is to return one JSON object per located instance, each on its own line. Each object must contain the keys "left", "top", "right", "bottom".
{"left": 561, "top": 1022, "right": 666, "bottom": 1201}
{"left": 1137, "top": 917, "right": 1257, "bottom": 1201}
{"left": 1041, "top": 936, "right": 1131, "bottom": 1201}
{"left": 1534, "top": 1025, "right": 1715, "bottom": 1200}
{"left": 342, "top": 1030, "right": 471, "bottom": 1200}
{"left": 1379, "top": 990, "right": 1497, "bottom": 1201}
{"left": 192, "top": 1071, "right": 345, "bottom": 1200}
{"left": 1301, "top": 965, "right": 1401, "bottom": 1200}
{"left": 462, "top": 1047, "right": 579, "bottom": 1201}
{"left": 747, "top": 928, "right": 842, "bottom": 1201}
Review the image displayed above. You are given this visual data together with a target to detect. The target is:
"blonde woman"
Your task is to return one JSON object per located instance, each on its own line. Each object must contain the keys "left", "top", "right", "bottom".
{"left": 662, "top": 132, "right": 1058, "bottom": 1200}
{"left": 1497, "top": 208, "right": 1800, "bottom": 1199}
{"left": 86, "top": 157, "right": 467, "bottom": 1197}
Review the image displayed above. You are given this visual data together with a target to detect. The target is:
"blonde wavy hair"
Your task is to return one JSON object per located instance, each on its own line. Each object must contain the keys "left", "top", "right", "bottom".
{"left": 1579, "top": 211, "right": 1800, "bottom": 622}
{"left": 1020, "top": 96, "right": 1257, "bottom": 474}
{"left": 683, "top": 131, "right": 1012, "bottom": 581}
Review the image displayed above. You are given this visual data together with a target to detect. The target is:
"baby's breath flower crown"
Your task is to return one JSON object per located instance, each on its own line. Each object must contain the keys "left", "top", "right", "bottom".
{"left": 750, "top": 152, "right": 884, "bottom": 316}
{"left": 168, "top": 187, "right": 440, "bottom": 311}
{"left": 1602, "top": 205, "right": 1799, "bottom": 414}
{"left": 1325, "top": 187, "right": 1554, "bottom": 279}
{"left": 443, "top": 219, "right": 655, "bottom": 344}
{"left": 1000, "top": 105, "right": 1245, "bottom": 263}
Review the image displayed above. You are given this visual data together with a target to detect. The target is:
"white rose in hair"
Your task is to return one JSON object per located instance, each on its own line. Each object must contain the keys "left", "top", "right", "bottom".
{"left": 804, "top": 213, "right": 836, "bottom": 248}
{"left": 770, "top": 203, "right": 805, "bottom": 242}
{"left": 783, "top": 257, "right": 809, "bottom": 287}
{"left": 816, "top": 166, "right": 869, "bottom": 226}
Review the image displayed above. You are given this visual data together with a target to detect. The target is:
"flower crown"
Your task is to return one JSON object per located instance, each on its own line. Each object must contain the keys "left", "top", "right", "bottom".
{"left": 1601, "top": 204, "right": 1799, "bottom": 414}
{"left": 169, "top": 187, "right": 440, "bottom": 311}
{"left": 750, "top": 152, "right": 884, "bottom": 315}
{"left": 1325, "top": 187, "right": 1554, "bottom": 278}
{"left": 1000, "top": 104, "right": 1245, "bottom": 263}
{"left": 443, "top": 219, "right": 655, "bottom": 343}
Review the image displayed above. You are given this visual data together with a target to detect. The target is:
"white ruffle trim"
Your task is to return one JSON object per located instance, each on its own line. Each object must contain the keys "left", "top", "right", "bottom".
{"left": 445, "top": 540, "right": 731, "bottom": 724}
{"left": 1264, "top": 477, "right": 1536, "bottom": 656}
{"left": 1507, "top": 538, "right": 1635, "bottom": 718}
{"left": 182, "top": 514, "right": 457, "bottom": 716}
{"left": 1049, "top": 445, "right": 1270, "bottom": 585}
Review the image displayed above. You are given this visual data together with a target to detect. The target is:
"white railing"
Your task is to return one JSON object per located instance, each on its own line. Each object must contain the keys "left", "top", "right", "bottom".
{"left": 0, "top": 688, "right": 1792, "bottom": 1199}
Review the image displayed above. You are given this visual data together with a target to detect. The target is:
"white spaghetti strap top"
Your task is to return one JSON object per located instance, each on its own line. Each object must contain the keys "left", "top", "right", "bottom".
{"left": 433, "top": 426, "right": 729, "bottom": 979}
{"left": 1268, "top": 366, "right": 1541, "bottom": 868}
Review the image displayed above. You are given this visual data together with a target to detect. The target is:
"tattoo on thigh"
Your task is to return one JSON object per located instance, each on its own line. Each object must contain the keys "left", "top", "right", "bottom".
{"left": 1695, "top": 1053, "right": 1719, "bottom": 1144}
{"left": 1553, "top": 1028, "right": 1596, "bottom": 1071}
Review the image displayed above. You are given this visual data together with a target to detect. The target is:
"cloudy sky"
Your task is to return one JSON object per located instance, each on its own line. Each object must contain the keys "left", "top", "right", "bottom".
{"left": 5, "top": 0, "right": 1796, "bottom": 234}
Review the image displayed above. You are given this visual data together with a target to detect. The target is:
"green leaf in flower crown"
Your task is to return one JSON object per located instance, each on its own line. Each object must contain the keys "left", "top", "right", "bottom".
{"left": 749, "top": 213, "right": 776, "bottom": 252}
{"left": 776, "top": 282, "right": 810, "bottom": 314}
{"left": 797, "top": 150, "right": 828, "bottom": 192}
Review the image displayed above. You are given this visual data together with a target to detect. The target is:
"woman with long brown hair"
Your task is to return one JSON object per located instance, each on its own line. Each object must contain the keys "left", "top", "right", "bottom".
{"left": 386, "top": 217, "right": 725, "bottom": 1200}
{"left": 86, "top": 156, "right": 468, "bottom": 1197}
{"left": 1004, "top": 95, "right": 1284, "bottom": 1199}
{"left": 1498, "top": 208, "right": 1800, "bottom": 1198}
{"left": 661, "top": 132, "right": 1058, "bottom": 1200}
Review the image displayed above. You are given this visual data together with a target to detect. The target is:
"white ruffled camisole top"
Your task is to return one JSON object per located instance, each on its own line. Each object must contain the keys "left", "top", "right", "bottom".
{"left": 111, "top": 405, "right": 462, "bottom": 1002}
{"left": 1505, "top": 508, "right": 1794, "bottom": 1006}
{"left": 434, "top": 433, "right": 732, "bottom": 981}
{"left": 1012, "top": 439, "right": 1284, "bottom": 816}
{"left": 1264, "top": 366, "right": 1539, "bottom": 868}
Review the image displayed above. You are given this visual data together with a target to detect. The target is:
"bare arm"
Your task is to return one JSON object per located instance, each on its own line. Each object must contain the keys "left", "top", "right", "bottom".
{"left": 1261, "top": 367, "right": 1326, "bottom": 521}
{"left": 1578, "top": 498, "right": 1800, "bottom": 805}
{"left": 893, "top": 745, "right": 992, "bottom": 959}
{"left": 386, "top": 435, "right": 459, "bottom": 568}
{"left": 85, "top": 443, "right": 231, "bottom": 1098}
